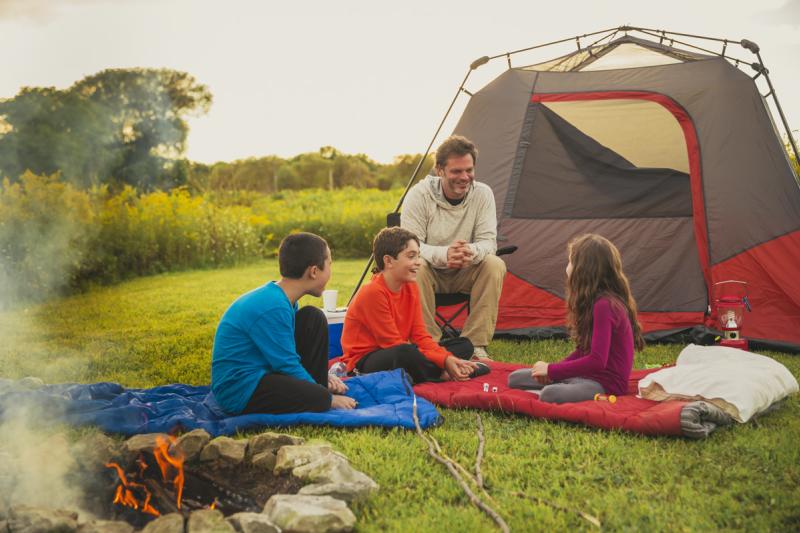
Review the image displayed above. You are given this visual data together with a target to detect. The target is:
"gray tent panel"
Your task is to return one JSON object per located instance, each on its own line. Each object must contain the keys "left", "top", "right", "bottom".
{"left": 500, "top": 217, "right": 707, "bottom": 312}
{"left": 509, "top": 104, "right": 692, "bottom": 219}
{"left": 531, "top": 58, "right": 800, "bottom": 264}
{"left": 452, "top": 69, "right": 537, "bottom": 223}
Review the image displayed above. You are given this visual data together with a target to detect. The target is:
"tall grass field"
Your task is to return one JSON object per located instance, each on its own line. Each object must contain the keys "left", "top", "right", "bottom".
{"left": 1, "top": 258, "right": 798, "bottom": 531}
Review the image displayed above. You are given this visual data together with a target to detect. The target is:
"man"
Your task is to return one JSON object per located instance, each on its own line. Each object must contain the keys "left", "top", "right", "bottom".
{"left": 401, "top": 135, "right": 506, "bottom": 359}
{"left": 211, "top": 232, "right": 356, "bottom": 415}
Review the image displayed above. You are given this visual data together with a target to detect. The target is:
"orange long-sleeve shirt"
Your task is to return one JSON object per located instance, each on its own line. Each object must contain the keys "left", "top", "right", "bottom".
{"left": 340, "top": 273, "right": 451, "bottom": 372}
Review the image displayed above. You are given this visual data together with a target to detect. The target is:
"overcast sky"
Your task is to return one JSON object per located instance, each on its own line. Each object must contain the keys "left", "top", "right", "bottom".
{"left": 1, "top": 0, "right": 798, "bottom": 163}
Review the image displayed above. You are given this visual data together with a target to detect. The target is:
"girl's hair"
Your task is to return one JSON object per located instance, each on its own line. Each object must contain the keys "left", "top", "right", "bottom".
{"left": 372, "top": 227, "right": 420, "bottom": 273}
{"left": 566, "top": 234, "right": 645, "bottom": 352}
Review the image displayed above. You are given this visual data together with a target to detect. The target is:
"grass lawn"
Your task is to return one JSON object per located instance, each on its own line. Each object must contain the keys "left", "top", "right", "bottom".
{"left": 1, "top": 258, "right": 799, "bottom": 531}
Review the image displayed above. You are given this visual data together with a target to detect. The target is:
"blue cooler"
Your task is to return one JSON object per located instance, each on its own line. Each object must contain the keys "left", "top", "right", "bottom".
{"left": 323, "top": 308, "right": 347, "bottom": 358}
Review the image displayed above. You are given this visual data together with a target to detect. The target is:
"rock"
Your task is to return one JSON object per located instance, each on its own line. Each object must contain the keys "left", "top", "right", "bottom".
{"left": 199, "top": 437, "right": 247, "bottom": 465}
{"left": 291, "top": 454, "right": 375, "bottom": 487}
{"left": 140, "top": 513, "right": 184, "bottom": 533}
{"left": 187, "top": 509, "right": 235, "bottom": 533}
{"left": 298, "top": 481, "right": 379, "bottom": 503}
{"left": 247, "top": 432, "right": 304, "bottom": 460}
{"left": 273, "top": 445, "right": 334, "bottom": 475}
{"left": 18, "top": 377, "right": 45, "bottom": 389}
{"left": 250, "top": 450, "right": 277, "bottom": 471}
{"left": 78, "top": 519, "right": 135, "bottom": 533}
{"left": 171, "top": 429, "right": 211, "bottom": 462}
{"left": 7, "top": 504, "right": 79, "bottom": 532}
{"left": 264, "top": 495, "right": 355, "bottom": 533}
{"left": 225, "top": 512, "right": 280, "bottom": 533}
{"left": 124, "top": 433, "right": 170, "bottom": 457}
{"left": 71, "top": 432, "right": 122, "bottom": 468}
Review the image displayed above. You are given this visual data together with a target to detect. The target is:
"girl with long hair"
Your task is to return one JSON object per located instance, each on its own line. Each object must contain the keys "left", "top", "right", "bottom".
{"left": 508, "top": 234, "right": 644, "bottom": 403}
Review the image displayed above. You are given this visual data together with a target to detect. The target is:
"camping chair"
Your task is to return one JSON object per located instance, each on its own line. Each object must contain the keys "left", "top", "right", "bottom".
{"left": 435, "top": 244, "right": 517, "bottom": 339}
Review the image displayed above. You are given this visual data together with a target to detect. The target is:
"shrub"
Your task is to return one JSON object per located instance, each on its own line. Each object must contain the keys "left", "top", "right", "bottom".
{"left": 0, "top": 172, "right": 95, "bottom": 306}
{"left": 249, "top": 187, "right": 398, "bottom": 257}
{"left": 81, "top": 187, "right": 262, "bottom": 283}
{"left": 1, "top": 176, "right": 399, "bottom": 304}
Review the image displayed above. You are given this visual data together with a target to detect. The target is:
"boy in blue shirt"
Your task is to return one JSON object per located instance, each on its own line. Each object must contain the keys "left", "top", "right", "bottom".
{"left": 211, "top": 232, "right": 356, "bottom": 414}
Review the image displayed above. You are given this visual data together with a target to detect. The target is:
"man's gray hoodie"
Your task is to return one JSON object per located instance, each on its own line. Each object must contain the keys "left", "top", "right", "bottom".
{"left": 400, "top": 175, "right": 497, "bottom": 269}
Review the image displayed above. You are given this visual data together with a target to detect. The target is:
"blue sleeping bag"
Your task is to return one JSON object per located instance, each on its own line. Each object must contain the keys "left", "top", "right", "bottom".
{"left": 0, "top": 369, "right": 441, "bottom": 436}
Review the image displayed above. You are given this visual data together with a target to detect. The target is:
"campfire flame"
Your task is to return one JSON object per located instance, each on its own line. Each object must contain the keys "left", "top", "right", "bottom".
{"left": 105, "top": 435, "right": 185, "bottom": 516}
{"left": 153, "top": 435, "right": 185, "bottom": 509}
{"left": 105, "top": 462, "right": 160, "bottom": 516}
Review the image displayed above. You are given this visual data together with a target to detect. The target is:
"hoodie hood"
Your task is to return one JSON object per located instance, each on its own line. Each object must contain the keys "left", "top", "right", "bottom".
{"left": 421, "top": 175, "right": 476, "bottom": 210}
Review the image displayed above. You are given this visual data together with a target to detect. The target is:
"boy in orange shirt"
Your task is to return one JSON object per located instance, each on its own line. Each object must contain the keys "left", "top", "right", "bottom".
{"left": 341, "top": 227, "right": 485, "bottom": 383}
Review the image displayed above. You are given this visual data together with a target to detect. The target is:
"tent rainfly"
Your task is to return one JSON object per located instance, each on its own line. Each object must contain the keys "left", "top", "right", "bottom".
{"left": 373, "top": 27, "right": 800, "bottom": 352}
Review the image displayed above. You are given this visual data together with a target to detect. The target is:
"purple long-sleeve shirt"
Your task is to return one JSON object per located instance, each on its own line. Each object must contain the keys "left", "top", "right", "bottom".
{"left": 547, "top": 297, "right": 634, "bottom": 395}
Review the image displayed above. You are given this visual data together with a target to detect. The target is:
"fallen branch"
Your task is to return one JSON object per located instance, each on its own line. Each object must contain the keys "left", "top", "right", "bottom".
{"left": 511, "top": 490, "right": 601, "bottom": 529}
{"left": 412, "top": 396, "right": 509, "bottom": 533}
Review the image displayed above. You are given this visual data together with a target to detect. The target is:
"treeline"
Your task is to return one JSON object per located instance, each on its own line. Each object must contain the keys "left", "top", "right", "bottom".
{"left": 0, "top": 67, "right": 433, "bottom": 193}
{"left": 0, "top": 68, "right": 211, "bottom": 191}
{"left": 187, "top": 149, "right": 433, "bottom": 193}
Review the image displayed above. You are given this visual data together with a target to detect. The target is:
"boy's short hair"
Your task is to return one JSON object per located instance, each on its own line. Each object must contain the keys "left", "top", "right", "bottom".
{"left": 279, "top": 232, "right": 329, "bottom": 279}
{"left": 373, "top": 227, "right": 419, "bottom": 272}
{"left": 435, "top": 135, "right": 478, "bottom": 169}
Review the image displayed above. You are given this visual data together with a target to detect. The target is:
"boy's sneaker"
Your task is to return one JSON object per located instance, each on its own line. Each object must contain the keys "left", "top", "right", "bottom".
{"left": 469, "top": 361, "right": 491, "bottom": 379}
{"left": 472, "top": 346, "right": 491, "bottom": 360}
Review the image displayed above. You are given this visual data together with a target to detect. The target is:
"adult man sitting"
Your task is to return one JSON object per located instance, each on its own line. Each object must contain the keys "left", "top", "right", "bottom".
{"left": 401, "top": 135, "right": 506, "bottom": 359}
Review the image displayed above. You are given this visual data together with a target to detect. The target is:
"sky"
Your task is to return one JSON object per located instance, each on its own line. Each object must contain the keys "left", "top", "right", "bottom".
{"left": 1, "top": 0, "right": 798, "bottom": 164}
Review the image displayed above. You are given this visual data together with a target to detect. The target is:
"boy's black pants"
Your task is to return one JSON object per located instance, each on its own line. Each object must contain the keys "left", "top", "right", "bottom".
{"left": 242, "top": 306, "right": 332, "bottom": 414}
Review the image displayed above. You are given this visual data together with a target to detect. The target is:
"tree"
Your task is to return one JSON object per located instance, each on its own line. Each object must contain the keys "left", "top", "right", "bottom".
{"left": 0, "top": 68, "right": 212, "bottom": 190}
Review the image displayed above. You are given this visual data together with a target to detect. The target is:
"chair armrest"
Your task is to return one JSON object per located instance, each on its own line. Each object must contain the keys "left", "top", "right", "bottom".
{"left": 497, "top": 245, "right": 518, "bottom": 256}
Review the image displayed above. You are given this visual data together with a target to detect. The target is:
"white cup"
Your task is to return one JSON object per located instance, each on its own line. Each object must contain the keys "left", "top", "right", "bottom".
{"left": 322, "top": 289, "right": 338, "bottom": 312}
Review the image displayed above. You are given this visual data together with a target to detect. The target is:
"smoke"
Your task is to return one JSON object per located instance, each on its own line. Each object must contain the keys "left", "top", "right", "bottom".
{"left": 0, "top": 394, "right": 98, "bottom": 519}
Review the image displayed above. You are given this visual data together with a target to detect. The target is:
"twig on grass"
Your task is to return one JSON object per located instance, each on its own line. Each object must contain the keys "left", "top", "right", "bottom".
{"left": 511, "top": 491, "right": 602, "bottom": 529}
{"left": 412, "top": 396, "right": 510, "bottom": 533}
{"left": 475, "top": 414, "right": 486, "bottom": 490}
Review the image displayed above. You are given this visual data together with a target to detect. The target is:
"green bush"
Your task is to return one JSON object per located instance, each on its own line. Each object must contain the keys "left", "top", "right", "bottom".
{"left": 1, "top": 176, "right": 399, "bottom": 304}
{"left": 80, "top": 186, "right": 262, "bottom": 283}
{"left": 249, "top": 187, "right": 398, "bottom": 257}
{"left": 0, "top": 172, "right": 95, "bottom": 306}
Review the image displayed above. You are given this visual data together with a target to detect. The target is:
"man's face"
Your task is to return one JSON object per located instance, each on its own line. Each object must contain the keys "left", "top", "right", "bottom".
{"left": 437, "top": 153, "right": 475, "bottom": 200}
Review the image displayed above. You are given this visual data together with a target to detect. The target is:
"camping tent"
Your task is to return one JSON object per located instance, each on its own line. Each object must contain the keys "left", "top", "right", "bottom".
{"left": 412, "top": 28, "right": 800, "bottom": 351}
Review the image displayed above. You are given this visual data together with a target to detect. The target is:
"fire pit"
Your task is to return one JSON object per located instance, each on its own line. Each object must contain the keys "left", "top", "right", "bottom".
{"left": 2, "top": 428, "right": 377, "bottom": 533}
{"left": 103, "top": 435, "right": 304, "bottom": 529}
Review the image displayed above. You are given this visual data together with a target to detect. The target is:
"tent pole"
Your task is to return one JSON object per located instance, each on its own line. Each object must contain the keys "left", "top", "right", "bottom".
{"left": 488, "top": 27, "right": 619, "bottom": 61}
{"left": 348, "top": 68, "right": 476, "bottom": 305}
{"left": 755, "top": 51, "right": 800, "bottom": 170}
{"left": 631, "top": 27, "right": 752, "bottom": 65}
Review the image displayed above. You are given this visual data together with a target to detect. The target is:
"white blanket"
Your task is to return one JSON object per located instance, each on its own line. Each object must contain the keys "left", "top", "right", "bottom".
{"left": 638, "top": 344, "right": 798, "bottom": 422}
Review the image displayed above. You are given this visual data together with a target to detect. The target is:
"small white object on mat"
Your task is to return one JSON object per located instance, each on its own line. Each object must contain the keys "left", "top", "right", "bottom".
{"left": 638, "top": 344, "right": 798, "bottom": 423}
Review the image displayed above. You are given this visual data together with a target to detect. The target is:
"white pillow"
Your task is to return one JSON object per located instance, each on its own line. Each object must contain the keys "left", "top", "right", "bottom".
{"left": 638, "top": 344, "right": 799, "bottom": 422}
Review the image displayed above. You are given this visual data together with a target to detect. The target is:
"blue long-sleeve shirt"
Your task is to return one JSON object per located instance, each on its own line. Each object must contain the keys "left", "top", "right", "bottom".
{"left": 211, "top": 282, "right": 315, "bottom": 414}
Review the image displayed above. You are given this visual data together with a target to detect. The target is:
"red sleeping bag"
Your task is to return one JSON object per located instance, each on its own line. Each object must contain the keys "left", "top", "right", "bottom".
{"left": 413, "top": 361, "right": 688, "bottom": 436}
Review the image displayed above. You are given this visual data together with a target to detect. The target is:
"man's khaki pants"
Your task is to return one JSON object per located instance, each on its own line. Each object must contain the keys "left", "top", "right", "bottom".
{"left": 414, "top": 255, "right": 506, "bottom": 346}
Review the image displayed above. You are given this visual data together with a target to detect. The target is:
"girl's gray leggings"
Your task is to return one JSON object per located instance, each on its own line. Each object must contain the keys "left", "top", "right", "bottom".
{"left": 508, "top": 368, "right": 605, "bottom": 404}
